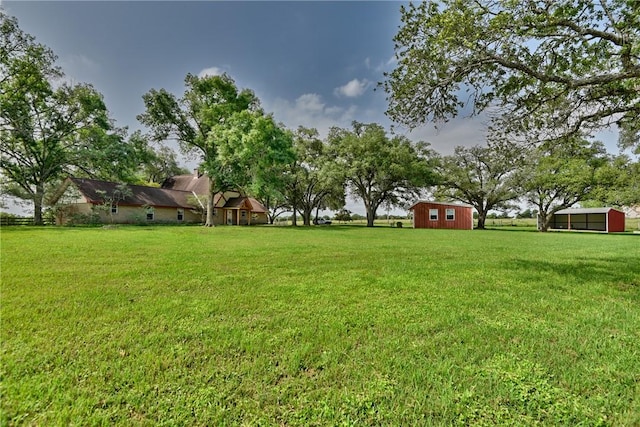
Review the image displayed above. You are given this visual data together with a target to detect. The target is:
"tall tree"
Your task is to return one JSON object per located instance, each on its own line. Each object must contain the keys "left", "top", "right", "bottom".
{"left": 210, "top": 109, "right": 294, "bottom": 203}
{"left": 590, "top": 155, "right": 640, "bottom": 207}
{"left": 1, "top": 13, "right": 139, "bottom": 224}
{"left": 516, "top": 137, "right": 609, "bottom": 231}
{"left": 384, "top": 0, "right": 640, "bottom": 148}
{"left": 138, "top": 73, "right": 293, "bottom": 226}
{"left": 248, "top": 127, "right": 295, "bottom": 225}
{"left": 139, "top": 142, "right": 190, "bottom": 185}
{"left": 329, "top": 122, "right": 436, "bottom": 227}
{"left": 435, "top": 142, "right": 522, "bottom": 229}
{"left": 284, "top": 127, "right": 344, "bottom": 226}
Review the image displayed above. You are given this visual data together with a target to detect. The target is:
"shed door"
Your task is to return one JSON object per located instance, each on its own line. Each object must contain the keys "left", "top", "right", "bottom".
{"left": 226, "top": 210, "right": 234, "bottom": 225}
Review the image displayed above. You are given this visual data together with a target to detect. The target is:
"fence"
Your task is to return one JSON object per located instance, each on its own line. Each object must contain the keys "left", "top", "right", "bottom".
{"left": 0, "top": 217, "right": 54, "bottom": 226}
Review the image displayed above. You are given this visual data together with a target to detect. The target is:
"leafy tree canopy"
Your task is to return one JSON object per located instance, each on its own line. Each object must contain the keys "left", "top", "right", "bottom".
{"left": 138, "top": 73, "right": 293, "bottom": 226}
{"left": 1, "top": 12, "right": 144, "bottom": 224}
{"left": 283, "top": 127, "right": 345, "bottom": 226}
{"left": 328, "top": 121, "right": 437, "bottom": 227}
{"left": 515, "top": 136, "right": 609, "bottom": 231}
{"left": 384, "top": 0, "right": 640, "bottom": 148}
{"left": 434, "top": 142, "right": 523, "bottom": 229}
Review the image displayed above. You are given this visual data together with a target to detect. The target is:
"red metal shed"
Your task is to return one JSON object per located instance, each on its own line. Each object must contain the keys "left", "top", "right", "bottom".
{"left": 409, "top": 201, "right": 474, "bottom": 230}
{"left": 549, "top": 207, "right": 625, "bottom": 233}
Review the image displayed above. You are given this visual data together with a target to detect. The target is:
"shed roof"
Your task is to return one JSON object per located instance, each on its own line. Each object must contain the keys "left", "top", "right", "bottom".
{"left": 409, "top": 200, "right": 474, "bottom": 210}
{"left": 554, "top": 207, "right": 621, "bottom": 215}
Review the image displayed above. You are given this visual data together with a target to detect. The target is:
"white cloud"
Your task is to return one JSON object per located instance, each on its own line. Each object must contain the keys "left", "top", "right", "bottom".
{"left": 334, "top": 78, "right": 370, "bottom": 98}
{"left": 295, "top": 93, "right": 325, "bottom": 113}
{"left": 52, "top": 54, "right": 101, "bottom": 88}
{"left": 364, "top": 56, "right": 397, "bottom": 74}
{"left": 386, "top": 55, "right": 397, "bottom": 67}
{"left": 267, "top": 93, "right": 358, "bottom": 137}
{"left": 198, "top": 66, "right": 225, "bottom": 78}
{"left": 395, "top": 117, "right": 489, "bottom": 155}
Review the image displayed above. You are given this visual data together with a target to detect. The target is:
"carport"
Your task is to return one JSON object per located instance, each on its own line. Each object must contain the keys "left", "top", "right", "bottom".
{"left": 550, "top": 207, "right": 625, "bottom": 233}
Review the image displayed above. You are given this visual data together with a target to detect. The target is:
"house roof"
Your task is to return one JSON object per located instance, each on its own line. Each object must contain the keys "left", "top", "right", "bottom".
{"left": 161, "top": 173, "right": 209, "bottom": 194}
{"left": 554, "top": 207, "right": 621, "bottom": 215}
{"left": 408, "top": 200, "right": 474, "bottom": 210}
{"left": 56, "top": 177, "right": 268, "bottom": 213}
{"left": 225, "top": 197, "right": 267, "bottom": 213}
{"left": 68, "top": 178, "right": 193, "bottom": 208}
{"left": 161, "top": 172, "right": 267, "bottom": 213}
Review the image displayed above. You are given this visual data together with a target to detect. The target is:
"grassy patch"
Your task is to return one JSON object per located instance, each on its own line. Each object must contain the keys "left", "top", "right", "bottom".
{"left": 2, "top": 226, "right": 639, "bottom": 425}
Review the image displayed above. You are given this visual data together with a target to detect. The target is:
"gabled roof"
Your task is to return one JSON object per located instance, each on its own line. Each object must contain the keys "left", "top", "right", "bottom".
{"left": 554, "top": 207, "right": 621, "bottom": 215}
{"left": 408, "top": 200, "right": 474, "bottom": 210}
{"left": 67, "top": 178, "right": 193, "bottom": 208}
{"left": 225, "top": 197, "right": 267, "bottom": 213}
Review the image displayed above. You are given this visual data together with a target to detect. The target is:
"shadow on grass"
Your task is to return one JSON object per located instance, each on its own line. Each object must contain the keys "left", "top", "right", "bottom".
{"left": 486, "top": 227, "right": 640, "bottom": 237}
{"left": 482, "top": 227, "right": 539, "bottom": 233}
{"left": 507, "top": 256, "right": 640, "bottom": 292}
{"left": 266, "top": 224, "right": 405, "bottom": 231}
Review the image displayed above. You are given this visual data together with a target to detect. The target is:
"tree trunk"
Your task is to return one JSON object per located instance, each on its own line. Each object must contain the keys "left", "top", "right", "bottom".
{"left": 538, "top": 212, "right": 551, "bottom": 232}
{"left": 476, "top": 212, "right": 486, "bottom": 229}
{"left": 33, "top": 185, "right": 44, "bottom": 225}
{"left": 205, "top": 177, "right": 215, "bottom": 227}
{"left": 303, "top": 207, "right": 312, "bottom": 226}
{"left": 314, "top": 206, "right": 321, "bottom": 225}
{"left": 366, "top": 206, "right": 376, "bottom": 227}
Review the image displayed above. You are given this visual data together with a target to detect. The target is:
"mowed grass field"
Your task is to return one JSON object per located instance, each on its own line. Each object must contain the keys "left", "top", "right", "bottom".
{"left": 1, "top": 225, "right": 639, "bottom": 426}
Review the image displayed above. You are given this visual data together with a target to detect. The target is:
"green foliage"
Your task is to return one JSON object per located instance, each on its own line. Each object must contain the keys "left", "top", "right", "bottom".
{"left": 94, "top": 183, "right": 134, "bottom": 224}
{"left": 2, "top": 227, "right": 639, "bottom": 425}
{"left": 435, "top": 142, "right": 522, "bottom": 229}
{"left": 135, "top": 137, "right": 189, "bottom": 184}
{"left": 516, "top": 208, "right": 537, "bottom": 219}
{"left": 516, "top": 137, "right": 610, "bottom": 231}
{"left": 284, "top": 127, "right": 345, "bottom": 226}
{"left": 328, "top": 121, "right": 437, "bottom": 227}
{"left": 333, "top": 209, "right": 352, "bottom": 222}
{"left": 385, "top": 0, "right": 640, "bottom": 148}
{"left": 591, "top": 155, "right": 640, "bottom": 207}
{"left": 0, "top": 13, "right": 146, "bottom": 224}
{"left": 138, "top": 73, "right": 293, "bottom": 226}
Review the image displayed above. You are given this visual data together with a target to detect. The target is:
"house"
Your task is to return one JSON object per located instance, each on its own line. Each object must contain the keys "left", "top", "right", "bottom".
{"left": 50, "top": 174, "right": 268, "bottom": 226}
{"left": 623, "top": 206, "right": 640, "bottom": 219}
{"left": 548, "top": 207, "right": 625, "bottom": 233}
{"left": 161, "top": 172, "right": 268, "bottom": 225}
{"left": 409, "top": 201, "right": 474, "bottom": 230}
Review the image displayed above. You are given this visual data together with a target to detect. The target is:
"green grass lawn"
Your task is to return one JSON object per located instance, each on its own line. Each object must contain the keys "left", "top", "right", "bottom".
{"left": 1, "top": 225, "right": 639, "bottom": 426}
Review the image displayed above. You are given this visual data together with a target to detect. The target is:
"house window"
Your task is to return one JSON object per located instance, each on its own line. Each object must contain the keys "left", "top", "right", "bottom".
{"left": 429, "top": 209, "right": 438, "bottom": 221}
{"left": 177, "top": 208, "right": 184, "bottom": 221}
{"left": 241, "top": 210, "right": 247, "bottom": 218}
{"left": 146, "top": 207, "right": 154, "bottom": 221}
{"left": 111, "top": 204, "right": 118, "bottom": 214}
{"left": 446, "top": 208, "right": 455, "bottom": 221}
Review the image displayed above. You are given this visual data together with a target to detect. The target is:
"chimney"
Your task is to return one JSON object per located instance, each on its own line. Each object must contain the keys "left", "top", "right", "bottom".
{"left": 194, "top": 168, "right": 201, "bottom": 178}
